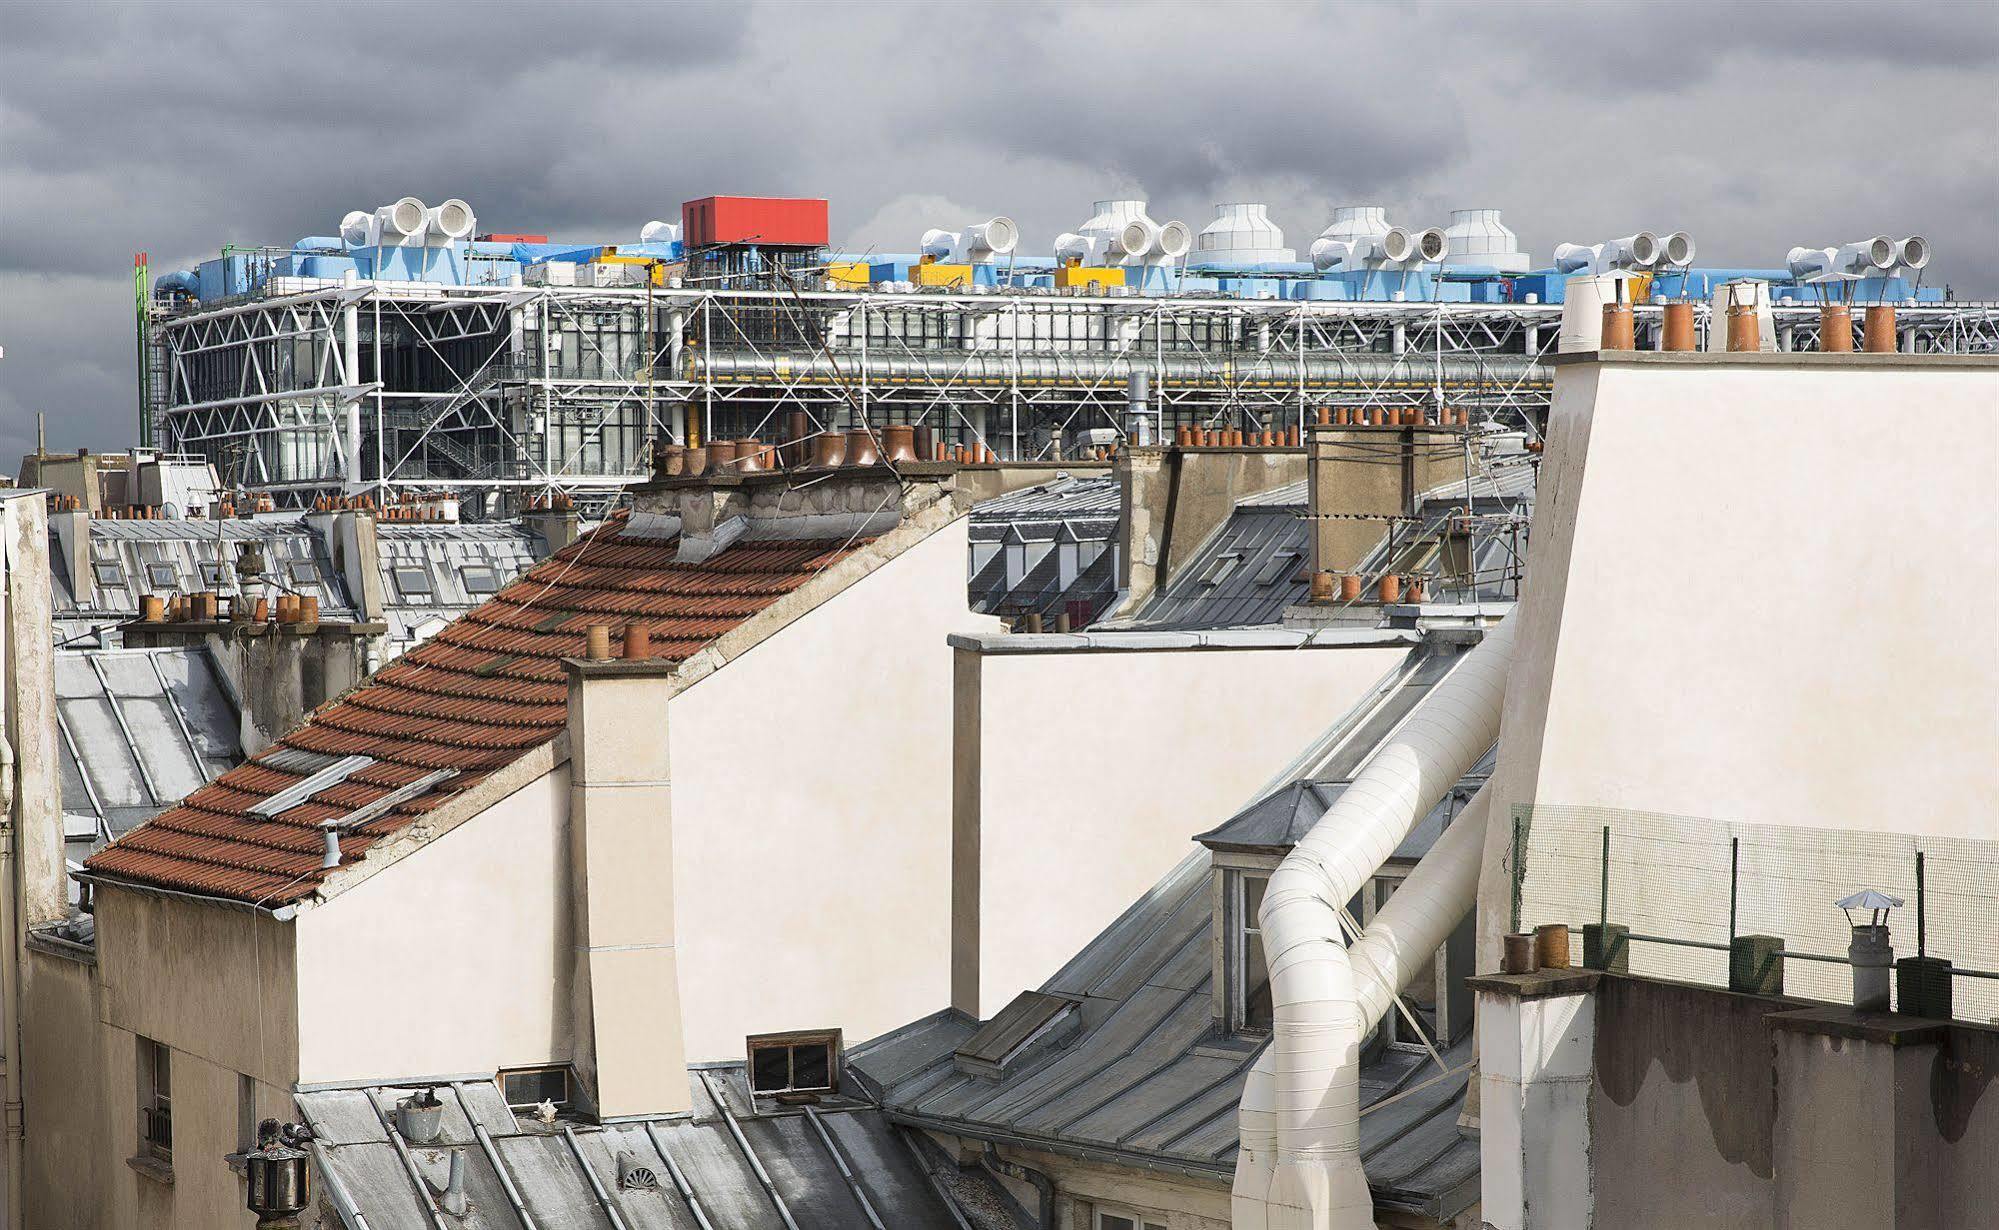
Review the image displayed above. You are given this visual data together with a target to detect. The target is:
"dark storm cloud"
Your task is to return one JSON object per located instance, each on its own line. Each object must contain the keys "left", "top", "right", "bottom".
{"left": 1, "top": 0, "right": 1994, "bottom": 464}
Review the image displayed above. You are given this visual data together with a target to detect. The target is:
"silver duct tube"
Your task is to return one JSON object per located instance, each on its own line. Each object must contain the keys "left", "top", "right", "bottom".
{"left": 694, "top": 349, "right": 1541, "bottom": 387}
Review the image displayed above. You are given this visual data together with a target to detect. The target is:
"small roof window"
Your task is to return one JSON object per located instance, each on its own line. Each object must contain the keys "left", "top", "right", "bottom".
{"left": 499, "top": 1065, "right": 572, "bottom": 1115}
{"left": 93, "top": 562, "right": 127, "bottom": 589}
{"left": 460, "top": 565, "right": 500, "bottom": 596}
{"left": 746, "top": 1029, "right": 841, "bottom": 1097}
{"left": 393, "top": 567, "right": 433, "bottom": 598}
{"left": 145, "top": 563, "right": 178, "bottom": 590}
{"left": 286, "top": 560, "right": 319, "bottom": 586}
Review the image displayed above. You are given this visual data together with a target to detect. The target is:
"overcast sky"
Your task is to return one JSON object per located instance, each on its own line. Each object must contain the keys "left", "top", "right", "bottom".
{"left": 3, "top": 0, "right": 1994, "bottom": 464}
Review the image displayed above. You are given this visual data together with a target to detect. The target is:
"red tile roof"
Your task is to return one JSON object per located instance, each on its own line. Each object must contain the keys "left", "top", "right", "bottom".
{"left": 85, "top": 514, "right": 865, "bottom": 906}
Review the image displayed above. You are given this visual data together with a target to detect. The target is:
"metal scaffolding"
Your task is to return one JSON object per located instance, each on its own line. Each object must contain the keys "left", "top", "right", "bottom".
{"left": 148, "top": 280, "right": 1999, "bottom": 516}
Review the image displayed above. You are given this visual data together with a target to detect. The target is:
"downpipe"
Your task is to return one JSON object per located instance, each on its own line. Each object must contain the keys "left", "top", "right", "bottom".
{"left": 1242, "top": 617, "right": 1515, "bottom": 1229}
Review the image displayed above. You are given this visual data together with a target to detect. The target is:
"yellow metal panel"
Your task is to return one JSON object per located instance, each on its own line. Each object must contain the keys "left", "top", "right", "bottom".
{"left": 1053, "top": 266, "right": 1126, "bottom": 289}
{"left": 910, "top": 264, "right": 973, "bottom": 288}
{"left": 828, "top": 261, "right": 872, "bottom": 289}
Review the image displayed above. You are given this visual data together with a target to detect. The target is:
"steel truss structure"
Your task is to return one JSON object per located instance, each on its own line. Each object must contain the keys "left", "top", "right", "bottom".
{"left": 150, "top": 281, "right": 1999, "bottom": 515}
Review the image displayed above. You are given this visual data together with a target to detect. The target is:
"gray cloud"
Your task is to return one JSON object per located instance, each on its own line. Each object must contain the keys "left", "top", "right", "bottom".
{"left": 2, "top": 0, "right": 1994, "bottom": 464}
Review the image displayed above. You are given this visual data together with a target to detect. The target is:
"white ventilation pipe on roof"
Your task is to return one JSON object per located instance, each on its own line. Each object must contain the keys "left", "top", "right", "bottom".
{"left": 921, "top": 217, "right": 1020, "bottom": 264}
{"left": 1658, "top": 230, "right": 1697, "bottom": 267}
{"left": 1234, "top": 783, "right": 1495, "bottom": 1229}
{"left": 1837, "top": 235, "right": 1898, "bottom": 275}
{"left": 1555, "top": 232, "right": 1660, "bottom": 275}
{"left": 375, "top": 196, "right": 430, "bottom": 246}
{"left": 1787, "top": 245, "right": 1839, "bottom": 280}
{"left": 339, "top": 209, "right": 375, "bottom": 248}
{"left": 1237, "top": 616, "right": 1516, "bottom": 1230}
{"left": 1896, "top": 235, "right": 1930, "bottom": 272}
{"left": 640, "top": 219, "right": 682, "bottom": 245}
{"left": 427, "top": 198, "right": 477, "bottom": 243}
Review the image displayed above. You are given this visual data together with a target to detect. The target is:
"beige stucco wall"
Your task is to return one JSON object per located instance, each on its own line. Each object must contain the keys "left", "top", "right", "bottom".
{"left": 85, "top": 885, "right": 299, "bottom": 1230}
{"left": 958, "top": 641, "right": 1407, "bottom": 1015}
{"left": 21, "top": 949, "right": 107, "bottom": 1230}
{"left": 669, "top": 517, "right": 1006, "bottom": 1061}
{"left": 1482, "top": 356, "right": 1999, "bottom": 968}
{"left": 294, "top": 767, "right": 571, "bottom": 1084}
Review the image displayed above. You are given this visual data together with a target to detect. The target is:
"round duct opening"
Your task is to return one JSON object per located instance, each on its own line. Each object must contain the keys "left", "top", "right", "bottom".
{"left": 384, "top": 197, "right": 427, "bottom": 238}
{"left": 431, "top": 198, "right": 475, "bottom": 241}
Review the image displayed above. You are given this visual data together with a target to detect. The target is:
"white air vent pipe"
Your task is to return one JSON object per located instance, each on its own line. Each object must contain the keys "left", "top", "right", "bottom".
{"left": 375, "top": 196, "right": 429, "bottom": 245}
{"left": 1309, "top": 238, "right": 1355, "bottom": 272}
{"left": 1053, "top": 231, "right": 1092, "bottom": 263}
{"left": 1837, "top": 236, "right": 1897, "bottom": 275}
{"left": 640, "top": 219, "right": 682, "bottom": 245}
{"left": 1556, "top": 232, "right": 1660, "bottom": 274}
{"left": 922, "top": 217, "right": 1020, "bottom": 264}
{"left": 1659, "top": 230, "right": 1697, "bottom": 267}
{"left": 427, "top": 198, "right": 476, "bottom": 243}
{"left": 1235, "top": 616, "right": 1517, "bottom": 1230}
{"left": 1896, "top": 235, "right": 1930, "bottom": 271}
{"left": 339, "top": 210, "right": 374, "bottom": 248}
{"left": 1411, "top": 226, "right": 1448, "bottom": 264}
{"left": 1787, "top": 246, "right": 1838, "bottom": 279}
{"left": 964, "top": 216, "right": 1019, "bottom": 261}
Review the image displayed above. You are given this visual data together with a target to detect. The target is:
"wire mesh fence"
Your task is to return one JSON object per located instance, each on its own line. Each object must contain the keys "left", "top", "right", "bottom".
{"left": 1509, "top": 804, "right": 1999, "bottom": 1024}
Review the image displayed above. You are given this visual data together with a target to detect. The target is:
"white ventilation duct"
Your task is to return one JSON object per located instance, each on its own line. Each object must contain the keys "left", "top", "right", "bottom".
{"left": 1441, "top": 208, "right": 1529, "bottom": 272}
{"left": 1658, "top": 230, "right": 1697, "bottom": 267}
{"left": 640, "top": 219, "right": 682, "bottom": 245}
{"left": 338, "top": 210, "right": 375, "bottom": 248}
{"left": 374, "top": 196, "right": 430, "bottom": 246}
{"left": 1896, "top": 235, "right": 1930, "bottom": 271}
{"left": 1307, "top": 208, "right": 1443, "bottom": 271}
{"left": 1068, "top": 200, "right": 1190, "bottom": 267}
{"left": 1196, "top": 203, "right": 1295, "bottom": 264}
{"left": 427, "top": 198, "right": 477, "bottom": 243}
{"left": 1554, "top": 231, "right": 1660, "bottom": 275}
{"left": 1837, "top": 236, "right": 1898, "bottom": 275}
{"left": 1234, "top": 616, "right": 1517, "bottom": 1230}
{"left": 1787, "top": 246, "right": 1839, "bottom": 280}
{"left": 920, "top": 217, "right": 1020, "bottom": 264}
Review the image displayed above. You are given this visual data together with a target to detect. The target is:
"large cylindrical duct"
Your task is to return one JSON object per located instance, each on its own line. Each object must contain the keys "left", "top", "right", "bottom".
{"left": 339, "top": 210, "right": 375, "bottom": 248}
{"left": 1601, "top": 232, "right": 1661, "bottom": 270}
{"left": 697, "top": 348, "right": 1540, "bottom": 387}
{"left": 964, "top": 216, "right": 1019, "bottom": 260}
{"left": 1659, "top": 230, "right": 1697, "bottom": 267}
{"left": 1441, "top": 208, "right": 1529, "bottom": 273}
{"left": 1411, "top": 227, "right": 1448, "bottom": 264}
{"left": 640, "top": 219, "right": 682, "bottom": 245}
{"left": 919, "top": 228, "right": 958, "bottom": 260}
{"left": 428, "top": 198, "right": 476, "bottom": 243}
{"left": 1197, "top": 203, "right": 1295, "bottom": 265}
{"left": 376, "top": 197, "right": 429, "bottom": 244}
{"left": 1837, "top": 236, "right": 1898, "bottom": 275}
{"left": 1788, "top": 246, "right": 1838, "bottom": 279}
{"left": 1309, "top": 238, "right": 1356, "bottom": 272}
{"left": 1245, "top": 617, "right": 1516, "bottom": 1230}
{"left": 1896, "top": 235, "right": 1930, "bottom": 271}
{"left": 1552, "top": 242, "right": 1598, "bottom": 275}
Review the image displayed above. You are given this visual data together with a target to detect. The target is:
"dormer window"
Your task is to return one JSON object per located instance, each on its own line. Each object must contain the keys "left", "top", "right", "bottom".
{"left": 1225, "top": 868, "right": 1272, "bottom": 1034}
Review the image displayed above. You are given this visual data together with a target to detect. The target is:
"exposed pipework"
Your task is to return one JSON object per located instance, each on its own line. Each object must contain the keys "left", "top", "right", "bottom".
{"left": 1896, "top": 235, "right": 1930, "bottom": 271}
{"left": 1658, "top": 230, "right": 1697, "bottom": 267}
{"left": 696, "top": 349, "right": 1538, "bottom": 387}
{"left": 1234, "top": 617, "right": 1516, "bottom": 1230}
{"left": 640, "top": 219, "right": 683, "bottom": 245}
{"left": 1554, "top": 231, "right": 1660, "bottom": 274}
{"left": 920, "top": 217, "right": 1020, "bottom": 264}
{"left": 1061, "top": 200, "right": 1190, "bottom": 267}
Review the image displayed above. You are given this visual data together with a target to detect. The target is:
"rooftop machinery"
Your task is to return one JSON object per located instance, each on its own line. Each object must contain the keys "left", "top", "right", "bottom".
{"left": 140, "top": 194, "right": 1995, "bottom": 516}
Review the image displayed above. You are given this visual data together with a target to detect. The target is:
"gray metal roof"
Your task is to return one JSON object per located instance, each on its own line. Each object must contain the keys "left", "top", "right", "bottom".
{"left": 968, "top": 477, "right": 1121, "bottom": 624}
{"left": 299, "top": 1067, "right": 1020, "bottom": 1230}
{"left": 1129, "top": 500, "right": 1310, "bottom": 630}
{"left": 851, "top": 640, "right": 1486, "bottom": 1223}
{"left": 50, "top": 514, "right": 545, "bottom": 658}
{"left": 54, "top": 647, "right": 241, "bottom": 878}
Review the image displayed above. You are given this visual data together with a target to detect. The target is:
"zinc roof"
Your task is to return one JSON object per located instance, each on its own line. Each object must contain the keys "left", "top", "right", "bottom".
{"left": 83, "top": 514, "right": 865, "bottom": 906}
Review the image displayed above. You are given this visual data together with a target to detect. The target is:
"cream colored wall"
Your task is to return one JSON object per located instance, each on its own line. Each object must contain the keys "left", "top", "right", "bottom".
{"left": 294, "top": 767, "right": 572, "bottom": 1084}
{"left": 965, "top": 643, "right": 1406, "bottom": 1014}
{"left": 1484, "top": 357, "right": 1999, "bottom": 967}
{"left": 87, "top": 886, "right": 299, "bottom": 1230}
{"left": 21, "top": 950, "right": 107, "bottom": 1230}
{"left": 668, "top": 519, "right": 1005, "bottom": 1061}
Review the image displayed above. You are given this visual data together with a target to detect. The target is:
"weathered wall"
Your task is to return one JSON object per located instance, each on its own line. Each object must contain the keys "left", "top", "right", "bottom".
{"left": 88, "top": 885, "right": 299, "bottom": 1230}
{"left": 669, "top": 518, "right": 1006, "bottom": 1060}
{"left": 294, "top": 766, "right": 571, "bottom": 1085}
{"left": 20, "top": 949, "right": 107, "bottom": 1230}
{"left": 1119, "top": 447, "right": 1307, "bottom": 612}
{"left": 954, "top": 639, "right": 1407, "bottom": 1015}
{"left": 1483, "top": 355, "right": 1999, "bottom": 969}
{"left": 1591, "top": 976, "right": 1793, "bottom": 1229}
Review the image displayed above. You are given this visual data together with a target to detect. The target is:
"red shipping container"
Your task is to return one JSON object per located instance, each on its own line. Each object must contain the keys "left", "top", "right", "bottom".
{"left": 680, "top": 196, "right": 828, "bottom": 249}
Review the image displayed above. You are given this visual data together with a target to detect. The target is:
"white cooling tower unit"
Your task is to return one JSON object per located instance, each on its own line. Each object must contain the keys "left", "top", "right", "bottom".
{"left": 1441, "top": 209, "right": 1529, "bottom": 273}
{"left": 1195, "top": 203, "right": 1295, "bottom": 264}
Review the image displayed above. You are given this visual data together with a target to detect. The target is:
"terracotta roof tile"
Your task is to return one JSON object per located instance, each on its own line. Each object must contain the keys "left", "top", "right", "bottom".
{"left": 85, "top": 516, "right": 867, "bottom": 906}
